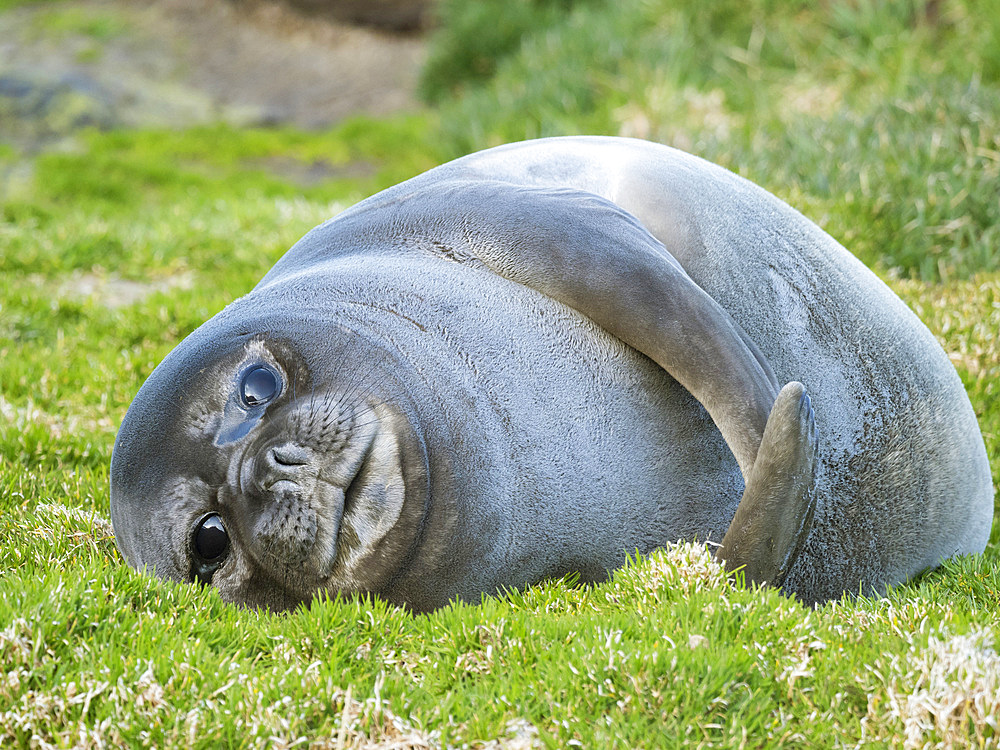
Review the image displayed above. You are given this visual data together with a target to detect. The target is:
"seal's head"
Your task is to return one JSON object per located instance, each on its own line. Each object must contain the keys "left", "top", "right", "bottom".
{"left": 110, "top": 310, "right": 429, "bottom": 611}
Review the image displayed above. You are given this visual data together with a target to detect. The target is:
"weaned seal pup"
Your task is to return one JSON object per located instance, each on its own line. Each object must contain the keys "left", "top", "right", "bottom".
{"left": 110, "top": 136, "right": 994, "bottom": 612}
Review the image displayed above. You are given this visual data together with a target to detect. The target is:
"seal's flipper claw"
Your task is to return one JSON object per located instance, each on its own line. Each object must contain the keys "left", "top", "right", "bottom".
{"left": 716, "top": 381, "right": 817, "bottom": 588}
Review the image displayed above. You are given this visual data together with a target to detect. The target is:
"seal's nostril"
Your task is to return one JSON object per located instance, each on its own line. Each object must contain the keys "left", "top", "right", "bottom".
{"left": 270, "top": 444, "right": 310, "bottom": 467}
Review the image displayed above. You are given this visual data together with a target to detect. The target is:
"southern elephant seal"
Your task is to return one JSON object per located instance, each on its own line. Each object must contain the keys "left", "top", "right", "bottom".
{"left": 110, "top": 136, "right": 994, "bottom": 611}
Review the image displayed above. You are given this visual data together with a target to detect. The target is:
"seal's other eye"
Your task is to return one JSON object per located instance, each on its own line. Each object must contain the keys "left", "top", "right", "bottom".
{"left": 193, "top": 513, "right": 229, "bottom": 562}
{"left": 241, "top": 365, "right": 279, "bottom": 407}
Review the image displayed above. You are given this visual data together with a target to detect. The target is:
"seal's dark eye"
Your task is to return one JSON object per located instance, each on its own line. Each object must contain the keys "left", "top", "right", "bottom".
{"left": 193, "top": 513, "right": 229, "bottom": 562}
{"left": 241, "top": 365, "right": 279, "bottom": 407}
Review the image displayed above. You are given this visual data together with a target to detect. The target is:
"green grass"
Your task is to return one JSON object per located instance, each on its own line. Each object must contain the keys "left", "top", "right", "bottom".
{"left": 2, "top": 0, "right": 1000, "bottom": 746}
{"left": 0, "top": 116, "right": 441, "bottom": 278}
{"left": 1, "top": 534, "right": 998, "bottom": 746}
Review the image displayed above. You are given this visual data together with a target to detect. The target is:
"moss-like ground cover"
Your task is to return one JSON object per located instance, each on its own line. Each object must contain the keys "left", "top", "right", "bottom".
{"left": 2, "top": 0, "right": 999, "bottom": 746}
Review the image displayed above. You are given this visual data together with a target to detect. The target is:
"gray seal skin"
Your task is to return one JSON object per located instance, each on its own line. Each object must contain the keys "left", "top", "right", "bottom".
{"left": 110, "top": 136, "right": 994, "bottom": 612}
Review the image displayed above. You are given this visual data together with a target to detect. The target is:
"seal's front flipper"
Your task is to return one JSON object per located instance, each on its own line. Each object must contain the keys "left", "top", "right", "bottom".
{"left": 716, "top": 381, "right": 818, "bottom": 588}
{"left": 396, "top": 182, "right": 779, "bottom": 477}
{"left": 316, "top": 180, "right": 779, "bottom": 477}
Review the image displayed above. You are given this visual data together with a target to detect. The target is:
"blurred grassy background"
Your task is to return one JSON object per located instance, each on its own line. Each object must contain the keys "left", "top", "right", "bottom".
{"left": 424, "top": 0, "right": 1000, "bottom": 281}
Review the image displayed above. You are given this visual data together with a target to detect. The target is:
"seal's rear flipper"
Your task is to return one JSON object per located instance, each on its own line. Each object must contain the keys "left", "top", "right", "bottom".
{"left": 716, "top": 381, "right": 818, "bottom": 588}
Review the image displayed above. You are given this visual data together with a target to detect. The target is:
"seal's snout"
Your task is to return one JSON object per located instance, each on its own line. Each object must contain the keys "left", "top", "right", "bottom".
{"left": 224, "top": 393, "right": 382, "bottom": 583}
{"left": 238, "top": 436, "right": 345, "bottom": 579}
